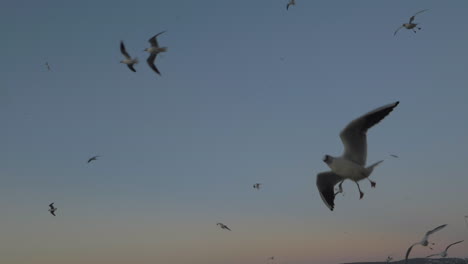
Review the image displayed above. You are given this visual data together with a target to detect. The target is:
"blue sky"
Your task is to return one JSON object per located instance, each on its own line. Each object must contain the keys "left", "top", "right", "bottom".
{"left": 1, "top": 0, "right": 468, "bottom": 263}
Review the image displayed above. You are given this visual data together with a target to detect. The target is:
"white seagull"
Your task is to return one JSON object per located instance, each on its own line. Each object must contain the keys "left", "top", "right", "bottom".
{"left": 394, "top": 9, "right": 429, "bottom": 36}
{"left": 144, "top": 31, "right": 168, "bottom": 75}
{"left": 316, "top": 101, "right": 399, "bottom": 210}
{"left": 253, "top": 183, "right": 262, "bottom": 190}
{"left": 426, "top": 240, "right": 464, "bottom": 258}
{"left": 120, "top": 41, "right": 138, "bottom": 72}
{"left": 216, "top": 223, "right": 231, "bottom": 231}
{"left": 405, "top": 224, "right": 447, "bottom": 264}
{"left": 286, "top": 0, "right": 295, "bottom": 10}
{"left": 48, "top": 202, "right": 57, "bottom": 216}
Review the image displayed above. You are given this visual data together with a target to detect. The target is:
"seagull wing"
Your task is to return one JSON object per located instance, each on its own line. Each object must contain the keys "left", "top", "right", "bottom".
{"left": 426, "top": 253, "right": 439, "bottom": 258}
{"left": 148, "top": 31, "right": 166, "bottom": 47}
{"left": 394, "top": 25, "right": 404, "bottom": 36}
{"left": 405, "top": 243, "right": 419, "bottom": 264}
{"left": 425, "top": 224, "right": 447, "bottom": 237}
{"left": 50, "top": 210, "right": 56, "bottom": 216}
{"left": 410, "top": 9, "right": 429, "bottom": 23}
{"left": 147, "top": 54, "right": 161, "bottom": 75}
{"left": 287, "top": 3, "right": 290, "bottom": 10}
{"left": 340, "top": 101, "right": 399, "bottom": 166}
{"left": 120, "top": 41, "right": 131, "bottom": 59}
{"left": 127, "top": 64, "right": 136, "bottom": 72}
{"left": 316, "top": 171, "right": 344, "bottom": 211}
{"left": 49, "top": 203, "right": 54, "bottom": 209}
{"left": 445, "top": 240, "right": 464, "bottom": 251}
{"left": 225, "top": 226, "right": 231, "bottom": 231}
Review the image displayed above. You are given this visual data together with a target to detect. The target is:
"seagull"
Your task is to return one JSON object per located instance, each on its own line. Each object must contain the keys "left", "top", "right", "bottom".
{"left": 216, "top": 223, "right": 231, "bottom": 231}
{"left": 426, "top": 240, "right": 464, "bottom": 258}
{"left": 120, "top": 41, "right": 138, "bottom": 72}
{"left": 286, "top": 0, "right": 295, "bottom": 10}
{"left": 253, "top": 183, "right": 262, "bottom": 190}
{"left": 48, "top": 203, "right": 57, "bottom": 216}
{"left": 390, "top": 154, "right": 399, "bottom": 158}
{"left": 316, "top": 101, "right": 399, "bottom": 211}
{"left": 394, "top": 9, "right": 429, "bottom": 36}
{"left": 87, "top": 155, "right": 100, "bottom": 163}
{"left": 386, "top": 256, "right": 393, "bottom": 263}
{"left": 144, "top": 31, "right": 168, "bottom": 75}
{"left": 45, "top": 62, "right": 51, "bottom": 71}
{"left": 405, "top": 224, "right": 447, "bottom": 264}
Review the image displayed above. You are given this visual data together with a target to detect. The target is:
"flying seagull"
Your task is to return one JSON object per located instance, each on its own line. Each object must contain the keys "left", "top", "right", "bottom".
{"left": 316, "top": 101, "right": 399, "bottom": 210}
{"left": 394, "top": 9, "right": 429, "bottom": 36}
{"left": 216, "top": 223, "right": 231, "bottom": 231}
{"left": 405, "top": 224, "right": 447, "bottom": 264}
{"left": 45, "top": 62, "right": 51, "bottom": 71}
{"left": 48, "top": 203, "right": 57, "bottom": 216}
{"left": 426, "top": 240, "right": 464, "bottom": 258}
{"left": 87, "top": 155, "right": 100, "bottom": 163}
{"left": 390, "top": 154, "right": 399, "bottom": 158}
{"left": 253, "top": 183, "right": 262, "bottom": 190}
{"left": 120, "top": 41, "right": 138, "bottom": 72}
{"left": 144, "top": 31, "right": 168, "bottom": 75}
{"left": 286, "top": 0, "right": 295, "bottom": 10}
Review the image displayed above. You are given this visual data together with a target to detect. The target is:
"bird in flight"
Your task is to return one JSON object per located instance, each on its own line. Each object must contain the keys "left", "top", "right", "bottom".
{"left": 316, "top": 101, "right": 399, "bottom": 210}
{"left": 120, "top": 41, "right": 138, "bottom": 72}
{"left": 394, "top": 9, "right": 429, "bottom": 36}
{"left": 390, "top": 154, "right": 399, "bottom": 158}
{"left": 426, "top": 240, "right": 464, "bottom": 258}
{"left": 144, "top": 31, "right": 168, "bottom": 75}
{"left": 45, "top": 62, "right": 51, "bottom": 71}
{"left": 216, "top": 223, "right": 231, "bottom": 231}
{"left": 87, "top": 155, "right": 100, "bottom": 163}
{"left": 48, "top": 203, "right": 57, "bottom": 216}
{"left": 405, "top": 224, "right": 447, "bottom": 264}
{"left": 286, "top": 0, "right": 295, "bottom": 10}
{"left": 253, "top": 183, "right": 262, "bottom": 190}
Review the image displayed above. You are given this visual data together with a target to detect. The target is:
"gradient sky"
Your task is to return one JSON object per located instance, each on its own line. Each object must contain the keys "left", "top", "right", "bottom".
{"left": 2, "top": 0, "right": 468, "bottom": 264}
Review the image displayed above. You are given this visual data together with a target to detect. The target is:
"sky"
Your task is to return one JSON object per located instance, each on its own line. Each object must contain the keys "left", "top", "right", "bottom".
{"left": 1, "top": 0, "right": 468, "bottom": 263}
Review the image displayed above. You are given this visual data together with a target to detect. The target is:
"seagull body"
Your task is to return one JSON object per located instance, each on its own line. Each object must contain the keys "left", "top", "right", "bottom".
{"left": 426, "top": 240, "right": 464, "bottom": 258}
{"left": 394, "top": 9, "right": 428, "bottom": 36}
{"left": 120, "top": 41, "right": 138, "bottom": 72}
{"left": 48, "top": 202, "right": 57, "bottom": 216}
{"left": 405, "top": 224, "right": 447, "bottom": 264}
{"left": 87, "top": 155, "right": 100, "bottom": 163}
{"left": 144, "top": 31, "right": 167, "bottom": 75}
{"left": 253, "top": 183, "right": 262, "bottom": 190}
{"left": 316, "top": 101, "right": 399, "bottom": 210}
{"left": 286, "top": 0, "right": 295, "bottom": 10}
{"left": 216, "top": 223, "right": 231, "bottom": 231}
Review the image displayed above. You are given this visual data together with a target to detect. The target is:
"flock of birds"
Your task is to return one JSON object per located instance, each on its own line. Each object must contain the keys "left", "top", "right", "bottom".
{"left": 39, "top": 1, "right": 468, "bottom": 263}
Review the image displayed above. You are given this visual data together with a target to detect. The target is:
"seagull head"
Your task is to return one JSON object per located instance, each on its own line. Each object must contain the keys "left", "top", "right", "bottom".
{"left": 322, "top": 155, "right": 333, "bottom": 165}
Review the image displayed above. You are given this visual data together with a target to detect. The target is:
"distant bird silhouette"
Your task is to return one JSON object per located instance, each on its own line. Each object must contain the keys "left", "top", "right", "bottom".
{"left": 405, "top": 224, "right": 447, "bottom": 264}
{"left": 144, "top": 31, "right": 167, "bottom": 75}
{"left": 390, "top": 154, "right": 399, "bottom": 158}
{"left": 216, "top": 223, "right": 231, "bottom": 231}
{"left": 48, "top": 203, "right": 57, "bottom": 216}
{"left": 464, "top": 215, "right": 468, "bottom": 228}
{"left": 268, "top": 256, "right": 275, "bottom": 261}
{"left": 120, "top": 41, "right": 138, "bottom": 72}
{"left": 87, "top": 155, "right": 100, "bottom": 163}
{"left": 426, "top": 240, "right": 464, "bottom": 258}
{"left": 394, "top": 9, "right": 428, "bottom": 36}
{"left": 286, "top": 0, "right": 295, "bottom": 10}
{"left": 45, "top": 62, "right": 51, "bottom": 71}
{"left": 253, "top": 183, "right": 262, "bottom": 190}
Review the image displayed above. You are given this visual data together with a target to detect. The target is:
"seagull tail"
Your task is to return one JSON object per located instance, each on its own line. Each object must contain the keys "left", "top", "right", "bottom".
{"left": 366, "top": 160, "right": 384, "bottom": 175}
{"left": 160, "top": 47, "right": 168, "bottom": 52}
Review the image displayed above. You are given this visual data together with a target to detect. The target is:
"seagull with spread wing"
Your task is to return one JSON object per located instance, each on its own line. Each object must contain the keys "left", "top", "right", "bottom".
{"left": 216, "top": 223, "right": 231, "bottom": 231}
{"left": 316, "top": 101, "right": 399, "bottom": 211}
{"left": 144, "top": 31, "right": 168, "bottom": 75}
{"left": 394, "top": 9, "right": 428, "bottom": 36}
{"left": 48, "top": 203, "right": 57, "bottom": 216}
{"left": 87, "top": 155, "right": 100, "bottom": 163}
{"left": 253, "top": 183, "right": 262, "bottom": 190}
{"left": 120, "top": 41, "right": 138, "bottom": 72}
{"left": 426, "top": 240, "right": 464, "bottom": 258}
{"left": 405, "top": 224, "right": 447, "bottom": 264}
